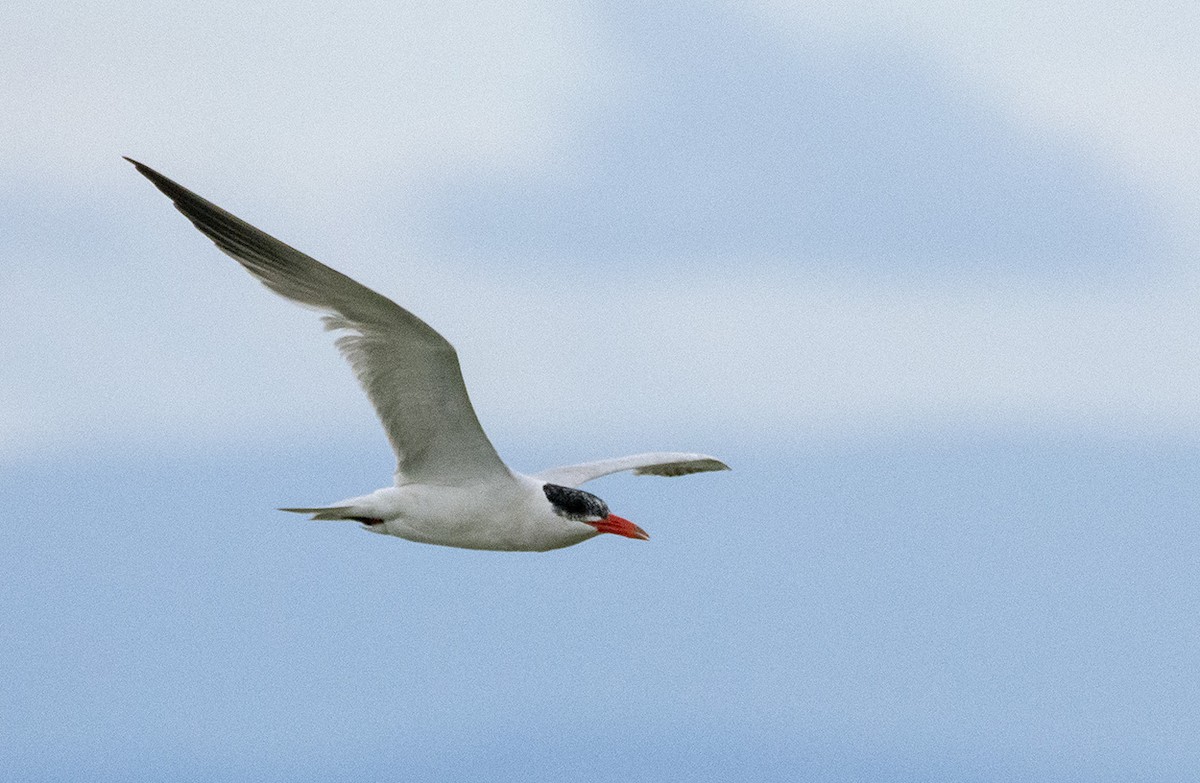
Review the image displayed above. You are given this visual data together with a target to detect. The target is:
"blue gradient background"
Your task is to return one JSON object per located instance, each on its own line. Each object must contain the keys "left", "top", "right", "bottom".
{"left": 5, "top": 438, "right": 1198, "bottom": 780}
{"left": 4, "top": 1, "right": 1200, "bottom": 780}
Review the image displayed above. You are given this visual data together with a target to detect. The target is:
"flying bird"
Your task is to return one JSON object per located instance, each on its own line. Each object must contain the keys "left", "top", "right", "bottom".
{"left": 126, "top": 158, "right": 729, "bottom": 551}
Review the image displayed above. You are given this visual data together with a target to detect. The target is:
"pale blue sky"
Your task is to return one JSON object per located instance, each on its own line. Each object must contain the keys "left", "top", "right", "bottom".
{"left": 3, "top": 1, "right": 1200, "bottom": 780}
{"left": 434, "top": 3, "right": 1161, "bottom": 271}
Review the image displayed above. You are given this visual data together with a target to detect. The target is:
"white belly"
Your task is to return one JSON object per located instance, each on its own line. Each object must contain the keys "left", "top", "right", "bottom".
{"left": 362, "top": 481, "right": 599, "bottom": 552}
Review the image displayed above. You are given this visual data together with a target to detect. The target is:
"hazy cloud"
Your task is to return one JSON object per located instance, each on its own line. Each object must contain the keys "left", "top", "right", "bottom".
{"left": 3, "top": 1, "right": 1199, "bottom": 458}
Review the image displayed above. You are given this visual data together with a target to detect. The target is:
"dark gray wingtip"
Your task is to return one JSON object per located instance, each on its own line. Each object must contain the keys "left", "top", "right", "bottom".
{"left": 122, "top": 156, "right": 291, "bottom": 272}
{"left": 124, "top": 157, "right": 192, "bottom": 202}
{"left": 633, "top": 457, "right": 732, "bottom": 477}
{"left": 123, "top": 156, "right": 153, "bottom": 177}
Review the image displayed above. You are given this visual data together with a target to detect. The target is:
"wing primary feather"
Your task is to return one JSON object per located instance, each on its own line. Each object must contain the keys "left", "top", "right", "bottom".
{"left": 535, "top": 452, "right": 730, "bottom": 487}
{"left": 126, "top": 157, "right": 511, "bottom": 486}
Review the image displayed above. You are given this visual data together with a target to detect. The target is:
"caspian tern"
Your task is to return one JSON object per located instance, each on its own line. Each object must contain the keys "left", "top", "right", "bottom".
{"left": 127, "top": 158, "right": 729, "bottom": 552}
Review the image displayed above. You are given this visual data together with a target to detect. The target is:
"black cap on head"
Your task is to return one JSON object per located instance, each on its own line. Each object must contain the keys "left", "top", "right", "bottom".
{"left": 543, "top": 483, "right": 609, "bottom": 522}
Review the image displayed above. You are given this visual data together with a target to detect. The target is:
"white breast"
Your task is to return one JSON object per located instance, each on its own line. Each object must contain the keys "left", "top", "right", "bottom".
{"left": 363, "top": 476, "right": 599, "bottom": 552}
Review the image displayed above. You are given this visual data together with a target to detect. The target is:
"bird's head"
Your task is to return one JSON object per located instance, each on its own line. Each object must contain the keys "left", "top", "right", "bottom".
{"left": 542, "top": 483, "right": 649, "bottom": 541}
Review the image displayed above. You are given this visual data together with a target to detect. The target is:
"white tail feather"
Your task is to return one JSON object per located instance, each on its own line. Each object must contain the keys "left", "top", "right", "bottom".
{"left": 278, "top": 506, "right": 358, "bottom": 521}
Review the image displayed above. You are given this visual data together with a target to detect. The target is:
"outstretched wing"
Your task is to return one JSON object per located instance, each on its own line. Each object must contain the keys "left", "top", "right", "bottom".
{"left": 127, "top": 158, "right": 510, "bottom": 486}
{"left": 535, "top": 452, "right": 729, "bottom": 487}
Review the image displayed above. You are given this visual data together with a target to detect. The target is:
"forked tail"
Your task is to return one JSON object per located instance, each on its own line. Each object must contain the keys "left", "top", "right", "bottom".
{"left": 278, "top": 506, "right": 384, "bottom": 525}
